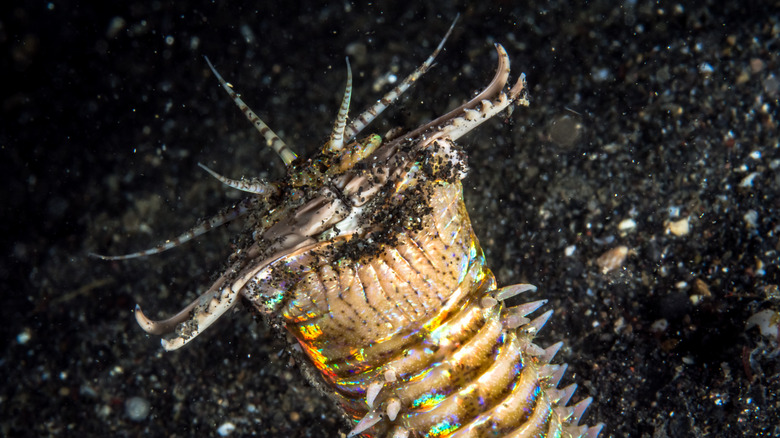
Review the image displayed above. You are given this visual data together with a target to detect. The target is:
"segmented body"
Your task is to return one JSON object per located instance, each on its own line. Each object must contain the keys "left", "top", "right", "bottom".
{"left": 95, "top": 20, "right": 603, "bottom": 438}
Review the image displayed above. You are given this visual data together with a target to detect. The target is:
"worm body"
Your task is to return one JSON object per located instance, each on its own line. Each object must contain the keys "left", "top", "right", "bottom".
{"left": 96, "top": 21, "right": 603, "bottom": 438}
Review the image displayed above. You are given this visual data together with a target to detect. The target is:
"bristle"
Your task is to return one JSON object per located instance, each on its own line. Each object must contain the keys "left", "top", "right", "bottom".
{"left": 481, "top": 296, "right": 499, "bottom": 309}
{"left": 391, "top": 427, "right": 410, "bottom": 438}
{"left": 522, "top": 341, "right": 546, "bottom": 356}
{"left": 386, "top": 398, "right": 401, "bottom": 421}
{"left": 526, "top": 309, "right": 554, "bottom": 335}
{"left": 366, "top": 381, "right": 383, "bottom": 408}
{"left": 509, "top": 299, "right": 548, "bottom": 316}
{"left": 565, "top": 424, "right": 590, "bottom": 438}
{"left": 495, "top": 283, "right": 538, "bottom": 301}
{"left": 549, "top": 363, "right": 569, "bottom": 387}
{"left": 554, "top": 405, "right": 574, "bottom": 422}
{"left": 557, "top": 383, "right": 578, "bottom": 406}
{"left": 542, "top": 341, "right": 564, "bottom": 362}
{"left": 585, "top": 424, "right": 605, "bottom": 438}
{"left": 571, "top": 397, "right": 594, "bottom": 424}
{"left": 347, "top": 409, "right": 382, "bottom": 437}
{"left": 504, "top": 312, "right": 531, "bottom": 329}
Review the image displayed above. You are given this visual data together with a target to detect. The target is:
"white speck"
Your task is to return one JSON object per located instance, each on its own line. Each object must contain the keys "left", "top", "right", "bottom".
{"left": 591, "top": 67, "right": 611, "bottom": 82}
{"left": 739, "top": 171, "right": 759, "bottom": 188}
{"left": 675, "top": 281, "right": 688, "bottom": 289}
{"left": 698, "top": 63, "right": 714, "bottom": 75}
{"left": 744, "top": 209, "right": 758, "bottom": 228}
{"left": 564, "top": 245, "right": 577, "bottom": 256}
{"left": 749, "top": 150, "right": 762, "bottom": 159}
{"left": 217, "top": 422, "right": 236, "bottom": 436}
{"left": 240, "top": 24, "right": 256, "bottom": 45}
{"left": 668, "top": 206, "right": 681, "bottom": 218}
{"left": 125, "top": 396, "right": 151, "bottom": 422}
{"left": 16, "top": 328, "right": 31, "bottom": 345}
{"left": 651, "top": 319, "right": 669, "bottom": 333}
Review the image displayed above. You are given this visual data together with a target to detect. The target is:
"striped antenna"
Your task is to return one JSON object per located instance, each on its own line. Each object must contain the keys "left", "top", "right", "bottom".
{"left": 198, "top": 162, "right": 276, "bottom": 195}
{"left": 89, "top": 197, "right": 254, "bottom": 260}
{"left": 343, "top": 14, "right": 459, "bottom": 140}
{"left": 325, "top": 57, "right": 353, "bottom": 153}
{"left": 204, "top": 56, "right": 298, "bottom": 165}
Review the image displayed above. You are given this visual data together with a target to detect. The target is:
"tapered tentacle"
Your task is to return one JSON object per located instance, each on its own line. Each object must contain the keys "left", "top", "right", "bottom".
{"left": 325, "top": 57, "right": 353, "bottom": 153}
{"left": 198, "top": 162, "right": 277, "bottom": 195}
{"left": 204, "top": 56, "right": 298, "bottom": 165}
{"left": 402, "top": 43, "right": 528, "bottom": 144}
{"left": 342, "top": 14, "right": 459, "bottom": 140}
{"left": 412, "top": 43, "right": 511, "bottom": 134}
{"left": 89, "top": 197, "right": 255, "bottom": 260}
{"left": 134, "top": 253, "right": 247, "bottom": 347}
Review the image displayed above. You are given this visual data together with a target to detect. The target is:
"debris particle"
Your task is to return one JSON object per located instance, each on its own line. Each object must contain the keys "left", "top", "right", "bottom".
{"left": 739, "top": 172, "right": 760, "bottom": 188}
{"left": 16, "top": 328, "right": 31, "bottom": 344}
{"left": 125, "top": 396, "right": 151, "bottom": 422}
{"left": 618, "top": 218, "right": 637, "bottom": 232}
{"left": 217, "top": 422, "right": 236, "bottom": 436}
{"left": 693, "top": 278, "right": 712, "bottom": 297}
{"left": 597, "top": 245, "right": 629, "bottom": 274}
{"left": 746, "top": 309, "right": 780, "bottom": 342}
{"left": 651, "top": 319, "right": 669, "bottom": 333}
{"left": 743, "top": 209, "right": 758, "bottom": 228}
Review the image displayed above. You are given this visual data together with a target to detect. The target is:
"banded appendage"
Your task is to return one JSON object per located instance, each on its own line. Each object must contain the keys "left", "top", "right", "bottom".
{"left": 259, "top": 178, "right": 601, "bottom": 438}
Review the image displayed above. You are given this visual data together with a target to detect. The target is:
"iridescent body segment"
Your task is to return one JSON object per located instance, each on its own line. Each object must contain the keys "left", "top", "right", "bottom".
{"left": 95, "top": 20, "right": 603, "bottom": 438}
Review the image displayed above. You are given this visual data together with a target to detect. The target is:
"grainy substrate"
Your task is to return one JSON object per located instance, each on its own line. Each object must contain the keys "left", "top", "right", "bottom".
{"left": 2, "top": 1, "right": 779, "bottom": 437}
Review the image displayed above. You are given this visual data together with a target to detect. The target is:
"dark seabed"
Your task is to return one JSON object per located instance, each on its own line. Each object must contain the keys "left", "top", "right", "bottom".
{"left": 2, "top": 1, "right": 779, "bottom": 437}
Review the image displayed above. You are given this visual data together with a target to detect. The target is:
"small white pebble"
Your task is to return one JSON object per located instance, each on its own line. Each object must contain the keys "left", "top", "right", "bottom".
{"left": 618, "top": 218, "right": 637, "bottom": 231}
{"left": 746, "top": 309, "right": 780, "bottom": 340}
{"left": 217, "top": 422, "right": 236, "bottom": 436}
{"left": 597, "top": 245, "right": 629, "bottom": 274}
{"left": 564, "top": 245, "right": 577, "bottom": 256}
{"left": 666, "top": 217, "right": 690, "bottom": 236}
